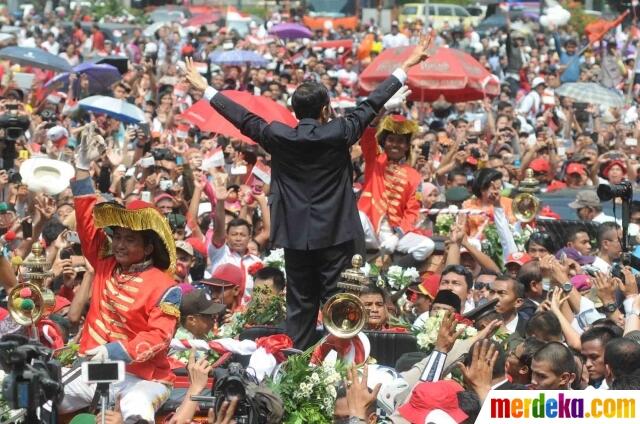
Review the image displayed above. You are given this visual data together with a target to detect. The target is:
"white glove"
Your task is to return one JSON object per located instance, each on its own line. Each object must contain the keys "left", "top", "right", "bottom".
{"left": 86, "top": 345, "right": 109, "bottom": 362}
{"left": 384, "top": 86, "right": 412, "bottom": 111}
{"left": 380, "top": 233, "right": 400, "bottom": 254}
{"left": 75, "top": 123, "right": 106, "bottom": 171}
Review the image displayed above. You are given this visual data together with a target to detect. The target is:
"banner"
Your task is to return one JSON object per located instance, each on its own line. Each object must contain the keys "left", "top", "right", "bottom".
{"left": 478, "top": 390, "right": 639, "bottom": 423}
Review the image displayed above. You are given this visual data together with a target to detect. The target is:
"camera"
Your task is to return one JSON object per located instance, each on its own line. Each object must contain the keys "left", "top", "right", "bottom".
{"left": 420, "top": 142, "right": 430, "bottom": 159}
{"left": 0, "top": 334, "right": 64, "bottom": 422}
{"left": 470, "top": 147, "right": 481, "bottom": 159}
{"left": 192, "top": 362, "right": 268, "bottom": 424}
{"left": 597, "top": 181, "right": 632, "bottom": 202}
{"left": 7, "top": 169, "right": 21, "bottom": 184}
{"left": 0, "top": 109, "right": 30, "bottom": 141}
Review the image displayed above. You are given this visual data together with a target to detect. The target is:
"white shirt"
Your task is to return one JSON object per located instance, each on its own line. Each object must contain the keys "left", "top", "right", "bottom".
{"left": 41, "top": 40, "right": 60, "bottom": 55}
{"left": 517, "top": 90, "right": 542, "bottom": 120}
{"left": 505, "top": 314, "right": 519, "bottom": 334}
{"left": 382, "top": 32, "right": 409, "bottom": 49}
{"left": 592, "top": 256, "right": 612, "bottom": 274}
{"left": 593, "top": 212, "right": 616, "bottom": 224}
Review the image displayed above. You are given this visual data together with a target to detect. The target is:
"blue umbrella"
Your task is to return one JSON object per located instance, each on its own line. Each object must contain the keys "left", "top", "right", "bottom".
{"left": 44, "top": 63, "right": 121, "bottom": 94}
{"left": 78, "top": 96, "right": 145, "bottom": 124}
{"left": 0, "top": 46, "right": 72, "bottom": 73}
{"left": 209, "top": 50, "right": 268, "bottom": 67}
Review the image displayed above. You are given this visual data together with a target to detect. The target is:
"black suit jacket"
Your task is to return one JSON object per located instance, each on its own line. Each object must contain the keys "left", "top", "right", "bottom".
{"left": 209, "top": 75, "right": 404, "bottom": 250}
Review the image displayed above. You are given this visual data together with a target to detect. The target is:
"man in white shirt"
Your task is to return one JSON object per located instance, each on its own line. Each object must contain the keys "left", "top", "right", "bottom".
{"left": 568, "top": 190, "right": 616, "bottom": 223}
{"left": 592, "top": 222, "right": 622, "bottom": 274}
{"left": 41, "top": 33, "right": 60, "bottom": 55}
{"left": 516, "top": 77, "right": 546, "bottom": 121}
{"left": 382, "top": 21, "right": 409, "bottom": 49}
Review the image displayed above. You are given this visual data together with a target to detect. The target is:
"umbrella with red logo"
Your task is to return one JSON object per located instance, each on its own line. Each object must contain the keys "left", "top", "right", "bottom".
{"left": 359, "top": 46, "right": 500, "bottom": 103}
{"left": 179, "top": 91, "right": 297, "bottom": 145}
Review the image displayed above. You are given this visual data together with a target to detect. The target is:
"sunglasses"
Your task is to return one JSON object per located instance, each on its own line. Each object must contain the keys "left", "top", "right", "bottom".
{"left": 474, "top": 282, "right": 490, "bottom": 291}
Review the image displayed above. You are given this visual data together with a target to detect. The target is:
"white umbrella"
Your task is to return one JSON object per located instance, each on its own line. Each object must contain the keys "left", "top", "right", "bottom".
{"left": 78, "top": 96, "right": 145, "bottom": 124}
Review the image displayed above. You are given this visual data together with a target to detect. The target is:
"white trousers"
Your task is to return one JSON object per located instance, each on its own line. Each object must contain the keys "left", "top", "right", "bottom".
{"left": 59, "top": 370, "right": 171, "bottom": 424}
{"left": 359, "top": 211, "right": 435, "bottom": 261}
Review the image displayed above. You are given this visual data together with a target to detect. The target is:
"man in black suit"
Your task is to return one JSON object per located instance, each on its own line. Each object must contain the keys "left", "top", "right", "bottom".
{"left": 184, "top": 38, "right": 432, "bottom": 349}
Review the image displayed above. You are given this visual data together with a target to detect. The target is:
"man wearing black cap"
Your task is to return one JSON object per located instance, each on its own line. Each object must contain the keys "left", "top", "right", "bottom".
{"left": 178, "top": 289, "right": 226, "bottom": 340}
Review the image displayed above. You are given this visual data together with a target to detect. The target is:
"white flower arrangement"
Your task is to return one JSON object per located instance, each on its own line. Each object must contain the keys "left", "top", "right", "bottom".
{"left": 414, "top": 311, "right": 478, "bottom": 351}
{"left": 263, "top": 248, "right": 286, "bottom": 275}
{"left": 387, "top": 266, "right": 420, "bottom": 291}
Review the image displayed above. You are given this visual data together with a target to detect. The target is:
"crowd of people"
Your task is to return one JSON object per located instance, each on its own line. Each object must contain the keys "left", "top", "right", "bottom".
{"left": 0, "top": 3, "right": 640, "bottom": 424}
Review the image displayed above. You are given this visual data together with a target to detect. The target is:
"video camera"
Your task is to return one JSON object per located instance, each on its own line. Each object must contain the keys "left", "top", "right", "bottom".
{"left": 0, "top": 106, "right": 30, "bottom": 142}
{"left": 0, "top": 105, "right": 30, "bottom": 170}
{"left": 191, "top": 362, "right": 267, "bottom": 424}
{"left": 0, "top": 334, "right": 64, "bottom": 423}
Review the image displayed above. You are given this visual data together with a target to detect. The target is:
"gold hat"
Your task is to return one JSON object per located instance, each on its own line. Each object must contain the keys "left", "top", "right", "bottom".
{"left": 375, "top": 114, "right": 419, "bottom": 141}
{"left": 93, "top": 200, "right": 176, "bottom": 274}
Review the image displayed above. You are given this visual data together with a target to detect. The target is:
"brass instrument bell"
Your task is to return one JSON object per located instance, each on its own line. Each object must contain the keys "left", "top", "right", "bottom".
{"left": 8, "top": 242, "right": 55, "bottom": 326}
{"left": 513, "top": 168, "right": 541, "bottom": 223}
{"left": 322, "top": 255, "right": 368, "bottom": 339}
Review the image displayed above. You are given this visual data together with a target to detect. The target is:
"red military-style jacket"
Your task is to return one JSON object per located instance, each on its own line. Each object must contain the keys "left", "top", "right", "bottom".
{"left": 357, "top": 127, "right": 422, "bottom": 234}
{"left": 73, "top": 190, "right": 180, "bottom": 384}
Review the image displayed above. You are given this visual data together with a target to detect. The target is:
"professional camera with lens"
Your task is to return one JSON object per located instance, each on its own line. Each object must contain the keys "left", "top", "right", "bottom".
{"left": 0, "top": 334, "right": 64, "bottom": 423}
{"left": 213, "top": 363, "right": 259, "bottom": 424}
{"left": 0, "top": 106, "right": 30, "bottom": 141}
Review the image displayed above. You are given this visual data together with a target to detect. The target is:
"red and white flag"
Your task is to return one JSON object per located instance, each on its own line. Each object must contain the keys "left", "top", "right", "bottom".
{"left": 252, "top": 160, "right": 271, "bottom": 184}
{"left": 176, "top": 123, "right": 190, "bottom": 139}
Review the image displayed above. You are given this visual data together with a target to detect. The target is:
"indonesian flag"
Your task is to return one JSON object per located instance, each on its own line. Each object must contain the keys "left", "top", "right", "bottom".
{"left": 174, "top": 83, "right": 188, "bottom": 98}
{"left": 252, "top": 160, "right": 271, "bottom": 184}
{"left": 202, "top": 147, "right": 225, "bottom": 170}
{"left": 192, "top": 61, "right": 208, "bottom": 75}
{"left": 176, "top": 123, "right": 189, "bottom": 139}
{"left": 585, "top": 10, "right": 630, "bottom": 44}
{"left": 226, "top": 5, "right": 251, "bottom": 22}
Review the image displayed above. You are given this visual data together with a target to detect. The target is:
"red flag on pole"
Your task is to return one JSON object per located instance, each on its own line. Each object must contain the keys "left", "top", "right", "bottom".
{"left": 585, "top": 10, "right": 630, "bottom": 44}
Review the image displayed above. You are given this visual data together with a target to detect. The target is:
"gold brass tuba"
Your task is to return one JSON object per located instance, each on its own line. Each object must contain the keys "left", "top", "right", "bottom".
{"left": 7, "top": 242, "right": 55, "bottom": 327}
{"left": 322, "top": 255, "right": 368, "bottom": 338}
{"left": 513, "top": 168, "right": 541, "bottom": 223}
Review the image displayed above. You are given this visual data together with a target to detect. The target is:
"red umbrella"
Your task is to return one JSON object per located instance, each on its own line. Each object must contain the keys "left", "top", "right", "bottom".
{"left": 314, "top": 39, "right": 353, "bottom": 50}
{"left": 179, "top": 91, "right": 297, "bottom": 145}
{"left": 359, "top": 47, "right": 500, "bottom": 103}
{"left": 185, "top": 13, "right": 221, "bottom": 27}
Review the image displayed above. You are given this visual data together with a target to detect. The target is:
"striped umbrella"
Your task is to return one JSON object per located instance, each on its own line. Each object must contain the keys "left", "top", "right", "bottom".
{"left": 555, "top": 82, "right": 624, "bottom": 108}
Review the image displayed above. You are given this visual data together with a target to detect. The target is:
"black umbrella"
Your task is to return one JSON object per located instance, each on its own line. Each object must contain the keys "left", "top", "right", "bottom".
{"left": 0, "top": 46, "right": 72, "bottom": 73}
{"left": 90, "top": 56, "right": 129, "bottom": 75}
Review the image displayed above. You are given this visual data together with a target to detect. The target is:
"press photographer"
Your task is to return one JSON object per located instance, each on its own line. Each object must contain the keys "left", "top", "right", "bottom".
{"left": 0, "top": 334, "right": 64, "bottom": 423}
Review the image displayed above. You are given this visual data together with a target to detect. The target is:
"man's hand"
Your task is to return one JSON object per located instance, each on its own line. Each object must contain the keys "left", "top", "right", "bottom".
{"left": 185, "top": 57, "right": 208, "bottom": 92}
{"left": 401, "top": 34, "right": 434, "bottom": 72}
{"left": 457, "top": 339, "right": 498, "bottom": 403}
{"left": 76, "top": 123, "right": 106, "bottom": 171}
{"left": 345, "top": 364, "right": 381, "bottom": 420}
{"left": 34, "top": 194, "right": 56, "bottom": 223}
{"left": 549, "top": 287, "right": 570, "bottom": 316}
{"left": 213, "top": 174, "right": 229, "bottom": 202}
{"left": 593, "top": 272, "right": 618, "bottom": 305}
{"left": 621, "top": 266, "right": 638, "bottom": 298}
{"left": 96, "top": 395, "right": 123, "bottom": 424}
{"left": 208, "top": 398, "right": 239, "bottom": 424}
{"left": 86, "top": 345, "right": 109, "bottom": 361}
{"left": 380, "top": 233, "right": 399, "bottom": 253}
{"left": 384, "top": 86, "right": 412, "bottom": 111}
{"left": 435, "top": 311, "right": 465, "bottom": 353}
{"left": 187, "top": 348, "right": 212, "bottom": 394}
